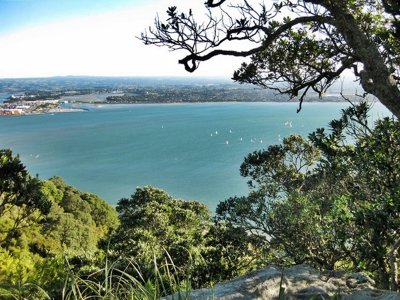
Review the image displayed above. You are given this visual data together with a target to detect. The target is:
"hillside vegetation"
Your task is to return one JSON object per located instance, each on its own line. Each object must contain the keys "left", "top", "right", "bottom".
{"left": 1, "top": 103, "right": 400, "bottom": 299}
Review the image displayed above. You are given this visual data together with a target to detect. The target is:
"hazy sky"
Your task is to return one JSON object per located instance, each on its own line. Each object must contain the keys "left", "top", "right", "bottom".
{"left": 0, "top": 0, "right": 243, "bottom": 79}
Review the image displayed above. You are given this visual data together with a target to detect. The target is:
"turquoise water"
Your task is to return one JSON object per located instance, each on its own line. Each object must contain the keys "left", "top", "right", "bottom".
{"left": 0, "top": 102, "right": 391, "bottom": 211}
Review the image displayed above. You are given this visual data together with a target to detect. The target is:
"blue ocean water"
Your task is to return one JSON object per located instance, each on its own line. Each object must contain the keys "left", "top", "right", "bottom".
{"left": 0, "top": 102, "right": 391, "bottom": 211}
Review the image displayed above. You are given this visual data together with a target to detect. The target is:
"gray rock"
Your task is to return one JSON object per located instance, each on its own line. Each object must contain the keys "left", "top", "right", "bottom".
{"left": 166, "top": 265, "right": 400, "bottom": 300}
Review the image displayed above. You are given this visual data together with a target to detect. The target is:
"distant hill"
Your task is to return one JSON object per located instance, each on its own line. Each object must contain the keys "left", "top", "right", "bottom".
{"left": 0, "top": 76, "right": 364, "bottom": 103}
{"left": 0, "top": 76, "right": 232, "bottom": 92}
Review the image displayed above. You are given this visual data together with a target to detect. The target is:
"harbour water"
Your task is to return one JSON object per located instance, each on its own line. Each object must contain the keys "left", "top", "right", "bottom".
{"left": 0, "top": 102, "right": 391, "bottom": 211}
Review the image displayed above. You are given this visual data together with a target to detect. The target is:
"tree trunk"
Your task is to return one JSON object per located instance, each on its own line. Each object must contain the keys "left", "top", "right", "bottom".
{"left": 319, "top": 1, "right": 400, "bottom": 118}
{"left": 389, "top": 237, "right": 400, "bottom": 291}
{"left": 378, "top": 259, "right": 391, "bottom": 290}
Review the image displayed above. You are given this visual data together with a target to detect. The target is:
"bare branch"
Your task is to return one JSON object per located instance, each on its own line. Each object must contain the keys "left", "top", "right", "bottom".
{"left": 177, "top": 15, "right": 334, "bottom": 72}
{"left": 205, "top": 0, "right": 227, "bottom": 8}
{"left": 141, "top": 0, "right": 400, "bottom": 116}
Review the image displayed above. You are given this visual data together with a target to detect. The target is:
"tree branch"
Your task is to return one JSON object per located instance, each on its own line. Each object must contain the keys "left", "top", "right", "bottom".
{"left": 205, "top": 0, "right": 227, "bottom": 8}
{"left": 178, "top": 15, "right": 334, "bottom": 72}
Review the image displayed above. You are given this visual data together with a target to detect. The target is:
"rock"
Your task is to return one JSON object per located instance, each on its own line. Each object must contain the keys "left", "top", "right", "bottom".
{"left": 346, "top": 272, "right": 375, "bottom": 288}
{"left": 166, "top": 265, "right": 400, "bottom": 300}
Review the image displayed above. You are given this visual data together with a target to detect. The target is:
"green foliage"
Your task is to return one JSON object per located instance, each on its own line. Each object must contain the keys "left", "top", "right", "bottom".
{"left": 196, "top": 223, "right": 269, "bottom": 284}
{"left": 216, "top": 102, "right": 400, "bottom": 289}
{"left": 0, "top": 149, "right": 267, "bottom": 297}
{"left": 41, "top": 180, "right": 63, "bottom": 203}
{"left": 6, "top": 103, "right": 400, "bottom": 296}
{"left": 108, "top": 186, "right": 267, "bottom": 290}
{"left": 240, "top": 134, "right": 320, "bottom": 196}
{"left": 0, "top": 149, "right": 50, "bottom": 215}
{"left": 0, "top": 149, "right": 51, "bottom": 247}
{"left": 1, "top": 254, "right": 193, "bottom": 300}
{"left": 0, "top": 151, "right": 120, "bottom": 298}
{"left": 41, "top": 176, "right": 119, "bottom": 256}
{"left": 57, "top": 254, "right": 195, "bottom": 300}
{"left": 0, "top": 248, "right": 66, "bottom": 299}
{"left": 109, "top": 186, "right": 212, "bottom": 289}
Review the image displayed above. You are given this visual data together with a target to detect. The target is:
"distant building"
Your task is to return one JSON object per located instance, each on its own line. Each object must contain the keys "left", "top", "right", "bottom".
{"left": 0, "top": 108, "right": 24, "bottom": 116}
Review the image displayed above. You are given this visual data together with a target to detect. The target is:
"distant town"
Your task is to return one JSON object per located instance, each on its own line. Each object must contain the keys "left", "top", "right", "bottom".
{"left": 0, "top": 76, "right": 361, "bottom": 116}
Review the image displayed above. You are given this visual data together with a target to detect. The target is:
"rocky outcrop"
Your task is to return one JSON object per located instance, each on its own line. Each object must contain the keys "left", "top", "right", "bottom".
{"left": 170, "top": 265, "right": 400, "bottom": 299}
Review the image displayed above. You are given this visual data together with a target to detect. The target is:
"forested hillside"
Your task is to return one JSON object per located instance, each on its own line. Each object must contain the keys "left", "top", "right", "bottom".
{"left": 1, "top": 102, "right": 400, "bottom": 299}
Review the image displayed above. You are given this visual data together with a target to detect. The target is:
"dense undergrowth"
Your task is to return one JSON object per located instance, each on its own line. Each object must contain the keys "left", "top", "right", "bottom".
{"left": 1, "top": 102, "right": 400, "bottom": 299}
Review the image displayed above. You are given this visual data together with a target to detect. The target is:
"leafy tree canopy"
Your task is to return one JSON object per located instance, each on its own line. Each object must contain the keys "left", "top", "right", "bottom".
{"left": 41, "top": 176, "right": 120, "bottom": 255}
{"left": 0, "top": 149, "right": 51, "bottom": 246}
{"left": 108, "top": 186, "right": 267, "bottom": 289}
{"left": 216, "top": 103, "right": 400, "bottom": 289}
{"left": 141, "top": 0, "right": 400, "bottom": 116}
{"left": 109, "top": 186, "right": 212, "bottom": 284}
{"left": 0, "top": 152, "right": 119, "bottom": 297}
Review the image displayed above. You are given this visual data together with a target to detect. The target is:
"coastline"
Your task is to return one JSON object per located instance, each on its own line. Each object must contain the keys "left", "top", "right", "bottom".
{"left": 0, "top": 75, "right": 367, "bottom": 116}
{"left": 47, "top": 107, "right": 87, "bottom": 114}
{"left": 0, "top": 105, "right": 86, "bottom": 116}
{"left": 0, "top": 98, "right": 379, "bottom": 117}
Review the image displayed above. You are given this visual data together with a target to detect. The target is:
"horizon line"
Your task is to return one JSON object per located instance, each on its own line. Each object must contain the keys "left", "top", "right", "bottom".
{"left": 0, "top": 74, "right": 233, "bottom": 81}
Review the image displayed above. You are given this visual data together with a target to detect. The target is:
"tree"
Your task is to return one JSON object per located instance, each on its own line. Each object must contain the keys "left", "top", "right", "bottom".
{"left": 108, "top": 186, "right": 212, "bottom": 288}
{"left": 216, "top": 103, "right": 400, "bottom": 289}
{"left": 0, "top": 152, "right": 122, "bottom": 297}
{"left": 196, "top": 223, "right": 269, "bottom": 284}
{"left": 0, "top": 149, "right": 51, "bottom": 246}
{"left": 383, "top": 0, "right": 400, "bottom": 38}
{"left": 108, "top": 186, "right": 268, "bottom": 289}
{"left": 141, "top": 0, "right": 400, "bottom": 116}
{"left": 41, "top": 176, "right": 120, "bottom": 255}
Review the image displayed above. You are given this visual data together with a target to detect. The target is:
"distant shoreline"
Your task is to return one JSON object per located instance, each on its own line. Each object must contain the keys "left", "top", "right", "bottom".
{"left": 1, "top": 99, "right": 377, "bottom": 117}
{"left": 0, "top": 75, "right": 370, "bottom": 116}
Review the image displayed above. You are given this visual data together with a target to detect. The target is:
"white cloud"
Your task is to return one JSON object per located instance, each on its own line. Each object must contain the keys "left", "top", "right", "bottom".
{"left": 0, "top": 0, "right": 245, "bottom": 78}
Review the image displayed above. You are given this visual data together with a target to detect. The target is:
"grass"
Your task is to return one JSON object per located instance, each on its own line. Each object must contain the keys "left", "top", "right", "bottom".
{"left": 62, "top": 254, "right": 193, "bottom": 300}
{"left": 0, "top": 253, "right": 193, "bottom": 300}
{"left": 1, "top": 255, "right": 344, "bottom": 300}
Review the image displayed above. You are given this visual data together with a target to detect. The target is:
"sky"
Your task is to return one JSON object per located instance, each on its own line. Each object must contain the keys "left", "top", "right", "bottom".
{"left": 0, "top": 0, "right": 244, "bottom": 79}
